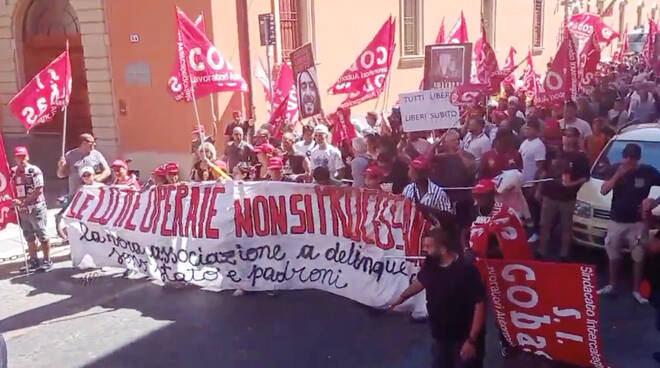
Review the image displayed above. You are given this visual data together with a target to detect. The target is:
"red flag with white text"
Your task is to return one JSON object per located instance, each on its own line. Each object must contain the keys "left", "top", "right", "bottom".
{"left": 435, "top": 17, "right": 446, "bottom": 43}
{"left": 472, "top": 26, "right": 500, "bottom": 88}
{"left": 642, "top": 18, "right": 658, "bottom": 67}
{"left": 0, "top": 134, "right": 17, "bottom": 230}
{"left": 174, "top": 7, "right": 248, "bottom": 101}
{"left": 522, "top": 52, "right": 542, "bottom": 100}
{"left": 536, "top": 29, "right": 579, "bottom": 107}
{"left": 328, "top": 17, "right": 396, "bottom": 109}
{"left": 167, "top": 14, "right": 205, "bottom": 101}
{"left": 566, "top": 13, "right": 619, "bottom": 50}
{"left": 502, "top": 47, "right": 517, "bottom": 87}
{"left": 268, "top": 92, "right": 290, "bottom": 139}
{"left": 8, "top": 51, "right": 71, "bottom": 132}
{"left": 328, "top": 108, "right": 357, "bottom": 146}
{"left": 447, "top": 11, "right": 468, "bottom": 43}
{"left": 271, "top": 62, "right": 299, "bottom": 123}
{"left": 580, "top": 32, "right": 601, "bottom": 90}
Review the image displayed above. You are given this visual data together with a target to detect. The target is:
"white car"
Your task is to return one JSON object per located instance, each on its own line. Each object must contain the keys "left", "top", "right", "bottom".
{"left": 572, "top": 123, "right": 660, "bottom": 249}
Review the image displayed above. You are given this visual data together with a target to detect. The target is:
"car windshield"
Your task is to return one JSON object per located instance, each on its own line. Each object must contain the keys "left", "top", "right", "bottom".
{"left": 592, "top": 140, "right": 660, "bottom": 180}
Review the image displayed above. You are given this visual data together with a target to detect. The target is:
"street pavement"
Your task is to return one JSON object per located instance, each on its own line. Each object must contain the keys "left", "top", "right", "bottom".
{"left": 0, "top": 210, "right": 658, "bottom": 368}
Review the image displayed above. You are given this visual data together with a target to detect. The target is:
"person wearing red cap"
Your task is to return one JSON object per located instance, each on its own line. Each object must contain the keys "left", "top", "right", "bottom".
{"left": 253, "top": 142, "right": 277, "bottom": 179}
{"left": 364, "top": 164, "right": 385, "bottom": 190}
{"left": 402, "top": 156, "right": 454, "bottom": 226}
{"left": 57, "top": 133, "right": 110, "bottom": 197}
{"left": 150, "top": 165, "right": 168, "bottom": 187}
{"left": 111, "top": 159, "right": 140, "bottom": 190}
{"left": 266, "top": 157, "right": 293, "bottom": 182}
{"left": 164, "top": 162, "right": 181, "bottom": 184}
{"left": 9, "top": 146, "right": 51, "bottom": 271}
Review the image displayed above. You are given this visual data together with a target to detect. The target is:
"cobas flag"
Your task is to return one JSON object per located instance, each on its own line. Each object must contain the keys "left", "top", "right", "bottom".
{"left": 447, "top": 11, "right": 468, "bottom": 44}
{"left": 522, "top": 52, "right": 542, "bottom": 99}
{"left": 8, "top": 51, "right": 71, "bottom": 131}
{"left": 502, "top": 47, "right": 517, "bottom": 87}
{"left": 642, "top": 18, "right": 658, "bottom": 67}
{"left": 270, "top": 62, "right": 299, "bottom": 124}
{"left": 566, "top": 13, "right": 619, "bottom": 50}
{"left": 174, "top": 7, "right": 248, "bottom": 102}
{"left": 536, "top": 29, "right": 579, "bottom": 107}
{"left": 168, "top": 13, "right": 205, "bottom": 101}
{"left": 471, "top": 26, "right": 500, "bottom": 89}
{"left": 0, "top": 134, "right": 17, "bottom": 230}
{"left": 580, "top": 32, "right": 601, "bottom": 90}
{"left": 328, "top": 16, "right": 396, "bottom": 109}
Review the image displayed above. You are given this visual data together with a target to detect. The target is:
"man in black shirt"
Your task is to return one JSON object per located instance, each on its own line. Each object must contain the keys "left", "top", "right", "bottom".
{"left": 537, "top": 127, "right": 590, "bottom": 261}
{"left": 390, "top": 226, "right": 487, "bottom": 368}
{"left": 598, "top": 143, "right": 660, "bottom": 304}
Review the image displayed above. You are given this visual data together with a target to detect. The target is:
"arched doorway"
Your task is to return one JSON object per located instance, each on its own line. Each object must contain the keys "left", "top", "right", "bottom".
{"left": 21, "top": 0, "right": 92, "bottom": 150}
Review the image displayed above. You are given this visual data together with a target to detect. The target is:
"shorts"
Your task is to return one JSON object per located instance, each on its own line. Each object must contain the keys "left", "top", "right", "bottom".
{"left": 18, "top": 204, "right": 48, "bottom": 243}
{"left": 605, "top": 221, "right": 647, "bottom": 262}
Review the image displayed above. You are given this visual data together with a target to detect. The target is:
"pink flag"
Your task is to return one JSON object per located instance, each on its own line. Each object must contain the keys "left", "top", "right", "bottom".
{"left": 271, "top": 62, "right": 299, "bottom": 123}
{"left": 502, "top": 47, "right": 517, "bottom": 87}
{"left": 167, "top": 14, "right": 204, "bottom": 101}
{"left": 435, "top": 17, "right": 446, "bottom": 43}
{"left": 0, "top": 134, "right": 17, "bottom": 230}
{"left": 536, "top": 29, "right": 579, "bottom": 107}
{"left": 643, "top": 18, "right": 658, "bottom": 67}
{"left": 580, "top": 32, "right": 601, "bottom": 89}
{"left": 8, "top": 51, "right": 71, "bottom": 131}
{"left": 328, "top": 16, "right": 396, "bottom": 109}
{"left": 447, "top": 11, "right": 468, "bottom": 44}
{"left": 566, "top": 13, "right": 619, "bottom": 49}
{"left": 174, "top": 6, "right": 248, "bottom": 101}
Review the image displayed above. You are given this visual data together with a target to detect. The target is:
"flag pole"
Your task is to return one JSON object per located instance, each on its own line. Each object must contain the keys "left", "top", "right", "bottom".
{"left": 13, "top": 208, "right": 32, "bottom": 275}
{"left": 61, "top": 40, "right": 70, "bottom": 158}
{"left": 180, "top": 32, "right": 207, "bottom": 159}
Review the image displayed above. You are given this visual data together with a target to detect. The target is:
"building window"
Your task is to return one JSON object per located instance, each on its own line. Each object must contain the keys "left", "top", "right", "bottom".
{"left": 532, "top": 0, "right": 544, "bottom": 49}
{"left": 401, "top": 0, "right": 423, "bottom": 57}
{"left": 279, "top": 0, "right": 302, "bottom": 60}
{"left": 619, "top": 1, "right": 626, "bottom": 34}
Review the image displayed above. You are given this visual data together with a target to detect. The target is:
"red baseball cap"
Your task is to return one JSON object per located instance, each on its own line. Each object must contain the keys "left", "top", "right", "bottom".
{"left": 164, "top": 162, "right": 179, "bottom": 174}
{"left": 268, "top": 157, "right": 284, "bottom": 170}
{"left": 410, "top": 157, "right": 429, "bottom": 170}
{"left": 232, "top": 110, "right": 241, "bottom": 117}
{"left": 152, "top": 165, "right": 167, "bottom": 176}
{"left": 13, "top": 146, "right": 28, "bottom": 157}
{"left": 254, "top": 143, "right": 275, "bottom": 154}
{"left": 214, "top": 160, "right": 228, "bottom": 171}
{"left": 111, "top": 159, "right": 128, "bottom": 169}
{"left": 472, "top": 179, "right": 496, "bottom": 195}
{"left": 365, "top": 164, "right": 385, "bottom": 179}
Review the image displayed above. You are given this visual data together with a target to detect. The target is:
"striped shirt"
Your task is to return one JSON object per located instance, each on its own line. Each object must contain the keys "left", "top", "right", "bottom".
{"left": 402, "top": 179, "right": 455, "bottom": 215}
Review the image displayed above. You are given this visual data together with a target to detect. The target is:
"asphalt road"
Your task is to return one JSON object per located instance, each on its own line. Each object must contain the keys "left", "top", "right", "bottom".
{"left": 0, "top": 243, "right": 657, "bottom": 368}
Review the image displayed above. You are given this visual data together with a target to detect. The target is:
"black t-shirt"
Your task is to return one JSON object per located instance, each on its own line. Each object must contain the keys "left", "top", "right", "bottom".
{"left": 383, "top": 160, "right": 410, "bottom": 195}
{"left": 542, "top": 149, "right": 590, "bottom": 202}
{"left": 417, "top": 256, "right": 486, "bottom": 342}
{"left": 284, "top": 153, "right": 306, "bottom": 175}
{"left": 608, "top": 164, "right": 660, "bottom": 223}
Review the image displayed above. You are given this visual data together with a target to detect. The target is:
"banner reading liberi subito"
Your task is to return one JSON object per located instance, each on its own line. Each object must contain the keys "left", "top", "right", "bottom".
{"left": 476, "top": 259, "right": 608, "bottom": 368}
{"left": 290, "top": 43, "right": 322, "bottom": 118}
{"left": 64, "top": 181, "right": 428, "bottom": 311}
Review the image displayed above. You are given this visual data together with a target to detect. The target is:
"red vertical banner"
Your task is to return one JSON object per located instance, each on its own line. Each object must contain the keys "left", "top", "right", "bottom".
{"left": 476, "top": 259, "right": 607, "bottom": 368}
{"left": 0, "top": 134, "right": 17, "bottom": 230}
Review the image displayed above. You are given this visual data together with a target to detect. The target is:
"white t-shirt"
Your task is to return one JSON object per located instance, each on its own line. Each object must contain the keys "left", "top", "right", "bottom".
{"left": 293, "top": 140, "right": 317, "bottom": 156}
{"left": 519, "top": 138, "right": 546, "bottom": 183}
{"left": 310, "top": 144, "right": 345, "bottom": 177}
{"left": 559, "top": 118, "right": 593, "bottom": 140}
{"left": 461, "top": 132, "right": 492, "bottom": 165}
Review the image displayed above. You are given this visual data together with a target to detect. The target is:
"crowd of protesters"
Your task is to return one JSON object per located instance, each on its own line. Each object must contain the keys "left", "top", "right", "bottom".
{"left": 5, "top": 55, "right": 660, "bottom": 366}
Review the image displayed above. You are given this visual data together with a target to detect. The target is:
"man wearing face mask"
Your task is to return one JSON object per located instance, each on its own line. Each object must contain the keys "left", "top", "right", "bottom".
{"left": 390, "top": 225, "right": 487, "bottom": 368}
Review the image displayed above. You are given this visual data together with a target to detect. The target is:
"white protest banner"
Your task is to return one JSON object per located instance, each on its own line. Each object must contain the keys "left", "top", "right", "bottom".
{"left": 64, "top": 181, "right": 429, "bottom": 311}
{"left": 399, "top": 89, "right": 460, "bottom": 132}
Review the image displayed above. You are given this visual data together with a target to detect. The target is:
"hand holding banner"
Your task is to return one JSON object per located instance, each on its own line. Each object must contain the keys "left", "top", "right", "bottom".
{"left": 8, "top": 51, "right": 71, "bottom": 132}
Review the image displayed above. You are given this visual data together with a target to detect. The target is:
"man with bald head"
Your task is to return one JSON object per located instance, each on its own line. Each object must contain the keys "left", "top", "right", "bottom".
{"left": 224, "top": 126, "right": 253, "bottom": 171}
{"left": 57, "top": 133, "right": 110, "bottom": 196}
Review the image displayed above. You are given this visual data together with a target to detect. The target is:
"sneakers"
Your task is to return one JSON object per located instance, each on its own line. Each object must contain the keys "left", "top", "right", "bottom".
{"left": 597, "top": 285, "right": 617, "bottom": 296}
{"left": 38, "top": 260, "right": 53, "bottom": 272}
{"left": 632, "top": 291, "right": 649, "bottom": 305}
{"left": 20, "top": 259, "right": 40, "bottom": 272}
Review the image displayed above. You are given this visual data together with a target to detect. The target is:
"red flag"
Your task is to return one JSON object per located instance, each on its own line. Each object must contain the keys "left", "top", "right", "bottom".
{"left": 8, "top": 51, "right": 71, "bottom": 132}
{"left": 566, "top": 13, "right": 619, "bottom": 49}
{"left": 447, "top": 11, "right": 468, "bottom": 43}
{"left": 450, "top": 83, "right": 487, "bottom": 106}
{"left": 475, "top": 259, "right": 607, "bottom": 368}
{"left": 536, "top": 29, "right": 579, "bottom": 107}
{"left": 270, "top": 62, "right": 299, "bottom": 124}
{"left": 328, "top": 17, "right": 396, "bottom": 109}
{"left": 616, "top": 24, "right": 629, "bottom": 62}
{"left": 168, "top": 14, "right": 204, "bottom": 101}
{"left": 0, "top": 134, "right": 17, "bottom": 230}
{"left": 328, "top": 108, "right": 357, "bottom": 146}
{"left": 268, "top": 92, "right": 290, "bottom": 139}
{"left": 522, "top": 52, "right": 542, "bottom": 100}
{"left": 174, "top": 7, "right": 248, "bottom": 101}
{"left": 502, "top": 47, "right": 517, "bottom": 87}
{"left": 472, "top": 26, "right": 500, "bottom": 88}
{"left": 580, "top": 32, "right": 601, "bottom": 90}
{"left": 435, "top": 17, "right": 446, "bottom": 43}
{"left": 643, "top": 18, "right": 658, "bottom": 67}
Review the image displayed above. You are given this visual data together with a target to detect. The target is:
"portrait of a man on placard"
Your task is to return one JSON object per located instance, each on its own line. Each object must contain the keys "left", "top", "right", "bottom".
{"left": 297, "top": 67, "right": 321, "bottom": 117}
{"left": 423, "top": 44, "right": 471, "bottom": 90}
